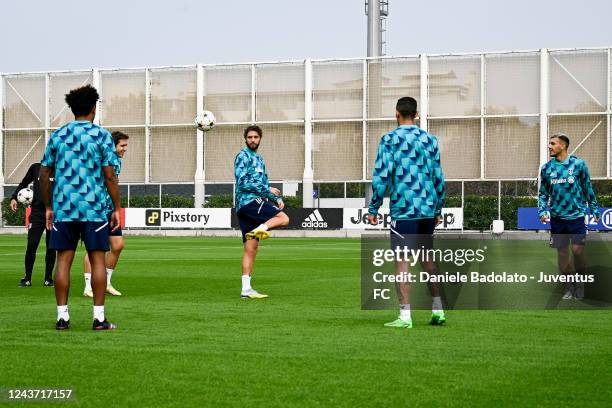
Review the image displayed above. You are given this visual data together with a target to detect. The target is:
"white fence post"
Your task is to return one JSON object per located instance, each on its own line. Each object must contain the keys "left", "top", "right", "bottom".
{"left": 480, "top": 54, "right": 486, "bottom": 179}
{"left": 195, "top": 64, "right": 205, "bottom": 208}
{"left": 303, "top": 59, "right": 314, "bottom": 208}
{"left": 93, "top": 68, "right": 100, "bottom": 125}
{"left": 420, "top": 53, "right": 428, "bottom": 132}
{"left": 539, "top": 49, "right": 550, "bottom": 176}
{"left": 0, "top": 74, "right": 4, "bottom": 211}
{"left": 145, "top": 69, "right": 151, "bottom": 185}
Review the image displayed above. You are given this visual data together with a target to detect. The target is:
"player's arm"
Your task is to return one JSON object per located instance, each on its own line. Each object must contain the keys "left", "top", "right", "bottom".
{"left": 40, "top": 137, "right": 56, "bottom": 229}
{"left": 432, "top": 138, "right": 446, "bottom": 223}
{"left": 234, "top": 154, "right": 280, "bottom": 202}
{"left": 537, "top": 166, "right": 550, "bottom": 223}
{"left": 39, "top": 166, "right": 53, "bottom": 229}
{"left": 100, "top": 131, "right": 122, "bottom": 231}
{"left": 367, "top": 138, "right": 393, "bottom": 224}
{"left": 10, "top": 163, "right": 37, "bottom": 211}
{"left": 580, "top": 162, "right": 600, "bottom": 221}
{"left": 103, "top": 165, "right": 121, "bottom": 230}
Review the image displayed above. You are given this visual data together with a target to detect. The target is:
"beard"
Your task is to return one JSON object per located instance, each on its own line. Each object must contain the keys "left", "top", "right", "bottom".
{"left": 246, "top": 141, "right": 259, "bottom": 151}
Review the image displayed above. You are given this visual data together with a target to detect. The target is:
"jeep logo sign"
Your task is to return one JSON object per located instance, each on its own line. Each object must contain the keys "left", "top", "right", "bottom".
{"left": 342, "top": 208, "right": 463, "bottom": 230}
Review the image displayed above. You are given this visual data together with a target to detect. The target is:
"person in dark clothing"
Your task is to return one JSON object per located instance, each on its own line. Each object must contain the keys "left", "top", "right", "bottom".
{"left": 10, "top": 162, "right": 56, "bottom": 287}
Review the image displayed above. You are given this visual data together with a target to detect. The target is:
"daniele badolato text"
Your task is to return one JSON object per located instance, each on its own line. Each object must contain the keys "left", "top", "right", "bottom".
{"left": 370, "top": 247, "right": 595, "bottom": 284}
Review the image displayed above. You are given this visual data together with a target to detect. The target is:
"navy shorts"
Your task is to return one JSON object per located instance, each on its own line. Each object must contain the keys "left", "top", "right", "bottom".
{"left": 550, "top": 217, "right": 586, "bottom": 248}
{"left": 390, "top": 218, "right": 436, "bottom": 251}
{"left": 50, "top": 221, "right": 110, "bottom": 252}
{"left": 107, "top": 212, "right": 123, "bottom": 237}
{"left": 237, "top": 198, "right": 282, "bottom": 243}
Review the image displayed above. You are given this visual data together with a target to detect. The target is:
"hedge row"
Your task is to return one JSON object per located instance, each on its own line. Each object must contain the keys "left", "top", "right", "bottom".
{"left": 3, "top": 195, "right": 612, "bottom": 229}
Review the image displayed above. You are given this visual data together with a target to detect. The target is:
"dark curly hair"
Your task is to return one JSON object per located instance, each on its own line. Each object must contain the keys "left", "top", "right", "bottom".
{"left": 64, "top": 85, "right": 99, "bottom": 117}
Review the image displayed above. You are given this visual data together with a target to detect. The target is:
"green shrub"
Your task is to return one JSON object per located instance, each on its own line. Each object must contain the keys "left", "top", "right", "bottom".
{"left": 2, "top": 197, "right": 26, "bottom": 226}
{"left": 282, "top": 196, "right": 303, "bottom": 208}
{"left": 204, "top": 194, "right": 233, "bottom": 208}
{"left": 161, "top": 195, "right": 194, "bottom": 208}
{"left": 127, "top": 195, "right": 161, "bottom": 208}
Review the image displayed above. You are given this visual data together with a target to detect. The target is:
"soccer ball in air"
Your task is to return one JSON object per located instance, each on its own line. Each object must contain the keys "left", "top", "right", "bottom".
{"left": 17, "top": 188, "right": 34, "bottom": 206}
{"left": 195, "top": 110, "right": 216, "bottom": 132}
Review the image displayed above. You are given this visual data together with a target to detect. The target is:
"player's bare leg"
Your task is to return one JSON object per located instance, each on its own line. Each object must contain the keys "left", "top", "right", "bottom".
{"left": 89, "top": 251, "right": 107, "bottom": 305}
{"left": 55, "top": 251, "right": 74, "bottom": 304}
{"left": 246, "top": 212, "right": 289, "bottom": 241}
{"left": 54, "top": 250, "right": 75, "bottom": 329}
{"left": 242, "top": 239, "right": 258, "bottom": 277}
{"left": 105, "top": 236, "right": 124, "bottom": 296}
{"left": 385, "top": 260, "right": 412, "bottom": 328}
{"left": 395, "top": 260, "right": 410, "bottom": 305}
{"left": 89, "top": 250, "right": 116, "bottom": 329}
{"left": 241, "top": 239, "right": 267, "bottom": 298}
{"left": 571, "top": 244, "right": 586, "bottom": 299}
{"left": 556, "top": 246, "right": 574, "bottom": 299}
{"left": 264, "top": 212, "right": 289, "bottom": 230}
{"left": 421, "top": 259, "right": 446, "bottom": 324}
{"left": 83, "top": 253, "right": 93, "bottom": 298}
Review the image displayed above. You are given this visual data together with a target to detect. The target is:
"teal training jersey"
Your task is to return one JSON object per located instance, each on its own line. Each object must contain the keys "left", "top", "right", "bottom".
{"left": 41, "top": 121, "right": 119, "bottom": 222}
{"left": 234, "top": 147, "right": 279, "bottom": 211}
{"left": 538, "top": 155, "right": 600, "bottom": 220}
{"left": 368, "top": 125, "right": 446, "bottom": 220}
{"left": 105, "top": 156, "right": 121, "bottom": 215}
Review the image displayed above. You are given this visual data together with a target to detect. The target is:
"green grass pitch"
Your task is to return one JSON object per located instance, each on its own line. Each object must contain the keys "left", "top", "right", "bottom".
{"left": 1, "top": 234, "right": 611, "bottom": 407}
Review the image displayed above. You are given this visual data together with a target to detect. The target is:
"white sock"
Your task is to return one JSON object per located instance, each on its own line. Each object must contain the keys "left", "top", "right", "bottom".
{"left": 57, "top": 305, "right": 69, "bottom": 322}
{"left": 93, "top": 305, "right": 105, "bottom": 322}
{"left": 432, "top": 296, "right": 443, "bottom": 313}
{"left": 257, "top": 224, "right": 269, "bottom": 231}
{"left": 399, "top": 304, "right": 411, "bottom": 321}
{"left": 242, "top": 275, "right": 252, "bottom": 292}
{"left": 106, "top": 268, "right": 114, "bottom": 285}
{"left": 84, "top": 273, "right": 92, "bottom": 291}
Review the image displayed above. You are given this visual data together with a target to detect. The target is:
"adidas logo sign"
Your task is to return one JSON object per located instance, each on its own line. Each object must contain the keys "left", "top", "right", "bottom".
{"left": 302, "top": 210, "right": 328, "bottom": 229}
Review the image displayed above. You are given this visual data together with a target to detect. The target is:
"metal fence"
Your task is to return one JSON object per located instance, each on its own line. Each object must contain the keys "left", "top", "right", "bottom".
{"left": 1, "top": 47, "right": 611, "bottom": 210}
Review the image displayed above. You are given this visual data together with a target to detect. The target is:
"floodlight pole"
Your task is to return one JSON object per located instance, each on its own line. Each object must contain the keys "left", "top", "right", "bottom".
{"left": 364, "top": 0, "right": 387, "bottom": 207}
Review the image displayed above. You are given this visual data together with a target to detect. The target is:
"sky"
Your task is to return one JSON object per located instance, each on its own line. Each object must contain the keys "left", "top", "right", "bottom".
{"left": 1, "top": 0, "right": 611, "bottom": 73}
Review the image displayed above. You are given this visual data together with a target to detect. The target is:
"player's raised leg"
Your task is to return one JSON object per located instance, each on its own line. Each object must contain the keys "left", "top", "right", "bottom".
{"left": 246, "top": 211, "right": 290, "bottom": 241}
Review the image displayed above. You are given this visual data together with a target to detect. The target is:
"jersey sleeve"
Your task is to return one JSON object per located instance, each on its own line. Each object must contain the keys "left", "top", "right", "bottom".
{"left": 537, "top": 165, "right": 550, "bottom": 218}
{"left": 431, "top": 137, "right": 446, "bottom": 217}
{"left": 368, "top": 136, "right": 393, "bottom": 216}
{"left": 580, "top": 161, "right": 600, "bottom": 218}
{"left": 234, "top": 153, "right": 278, "bottom": 202}
{"left": 40, "top": 136, "right": 56, "bottom": 168}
